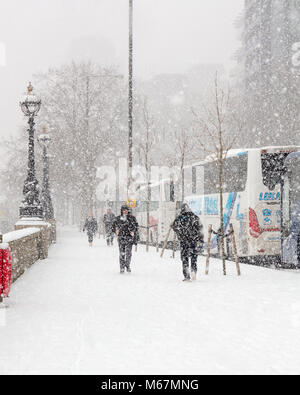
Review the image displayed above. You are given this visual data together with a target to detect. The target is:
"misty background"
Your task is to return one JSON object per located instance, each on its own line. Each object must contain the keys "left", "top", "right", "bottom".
{"left": 0, "top": 0, "right": 243, "bottom": 139}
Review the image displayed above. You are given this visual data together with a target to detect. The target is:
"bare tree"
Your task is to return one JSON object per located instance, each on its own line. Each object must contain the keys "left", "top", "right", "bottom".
{"left": 192, "top": 74, "right": 244, "bottom": 275}
{"left": 35, "top": 62, "right": 127, "bottom": 223}
{"left": 136, "top": 97, "right": 155, "bottom": 251}
{"left": 174, "top": 125, "right": 198, "bottom": 202}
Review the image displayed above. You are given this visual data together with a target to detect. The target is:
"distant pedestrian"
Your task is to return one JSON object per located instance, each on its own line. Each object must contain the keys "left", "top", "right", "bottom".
{"left": 103, "top": 208, "right": 116, "bottom": 246}
{"left": 83, "top": 213, "right": 98, "bottom": 247}
{"left": 172, "top": 204, "right": 204, "bottom": 282}
{"left": 112, "top": 205, "right": 139, "bottom": 274}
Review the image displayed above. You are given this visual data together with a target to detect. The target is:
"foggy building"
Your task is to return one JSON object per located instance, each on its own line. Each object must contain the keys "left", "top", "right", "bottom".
{"left": 243, "top": 0, "right": 300, "bottom": 145}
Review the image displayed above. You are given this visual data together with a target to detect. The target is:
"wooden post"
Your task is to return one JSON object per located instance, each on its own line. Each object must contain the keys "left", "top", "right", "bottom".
{"left": 230, "top": 224, "right": 241, "bottom": 276}
{"left": 226, "top": 235, "right": 230, "bottom": 259}
{"left": 160, "top": 226, "right": 172, "bottom": 258}
{"left": 156, "top": 227, "right": 159, "bottom": 253}
{"left": 205, "top": 225, "right": 213, "bottom": 275}
{"left": 172, "top": 231, "right": 177, "bottom": 259}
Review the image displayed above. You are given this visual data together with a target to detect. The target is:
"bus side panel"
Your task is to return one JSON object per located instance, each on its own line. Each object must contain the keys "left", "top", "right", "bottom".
{"left": 247, "top": 151, "right": 281, "bottom": 258}
{"left": 187, "top": 192, "right": 249, "bottom": 257}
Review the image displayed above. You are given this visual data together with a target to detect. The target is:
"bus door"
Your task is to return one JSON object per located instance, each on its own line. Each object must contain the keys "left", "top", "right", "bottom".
{"left": 281, "top": 154, "right": 300, "bottom": 267}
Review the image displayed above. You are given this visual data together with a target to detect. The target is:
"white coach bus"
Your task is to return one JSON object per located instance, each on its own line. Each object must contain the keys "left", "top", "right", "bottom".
{"left": 185, "top": 146, "right": 300, "bottom": 262}
{"left": 135, "top": 180, "right": 178, "bottom": 247}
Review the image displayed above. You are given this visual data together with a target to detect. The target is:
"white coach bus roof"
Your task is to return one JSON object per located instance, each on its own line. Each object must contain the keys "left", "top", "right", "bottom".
{"left": 185, "top": 146, "right": 300, "bottom": 168}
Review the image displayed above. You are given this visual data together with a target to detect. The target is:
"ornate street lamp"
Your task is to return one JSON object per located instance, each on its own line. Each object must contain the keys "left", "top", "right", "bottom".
{"left": 38, "top": 128, "right": 54, "bottom": 220}
{"left": 128, "top": 0, "right": 133, "bottom": 196}
{"left": 19, "top": 82, "right": 43, "bottom": 218}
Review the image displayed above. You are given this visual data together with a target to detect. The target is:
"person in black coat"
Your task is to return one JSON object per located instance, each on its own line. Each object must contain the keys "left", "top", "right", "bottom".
{"left": 112, "top": 205, "right": 139, "bottom": 273}
{"left": 172, "top": 203, "right": 204, "bottom": 282}
{"left": 83, "top": 214, "right": 98, "bottom": 247}
{"left": 103, "top": 208, "right": 116, "bottom": 246}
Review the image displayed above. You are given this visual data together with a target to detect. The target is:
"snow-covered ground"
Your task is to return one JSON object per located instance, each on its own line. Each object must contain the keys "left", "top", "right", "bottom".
{"left": 0, "top": 227, "right": 300, "bottom": 375}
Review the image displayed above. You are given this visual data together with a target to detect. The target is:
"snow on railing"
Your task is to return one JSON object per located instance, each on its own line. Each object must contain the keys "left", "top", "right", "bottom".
{"left": 2, "top": 228, "right": 40, "bottom": 244}
{"left": 15, "top": 219, "right": 50, "bottom": 227}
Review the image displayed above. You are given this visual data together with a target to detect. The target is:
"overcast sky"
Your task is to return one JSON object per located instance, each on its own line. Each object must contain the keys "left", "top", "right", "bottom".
{"left": 0, "top": 0, "right": 244, "bottom": 138}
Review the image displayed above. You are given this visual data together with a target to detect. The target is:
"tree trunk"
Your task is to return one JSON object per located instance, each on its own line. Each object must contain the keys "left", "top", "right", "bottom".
{"left": 218, "top": 157, "right": 226, "bottom": 276}
{"left": 181, "top": 153, "right": 185, "bottom": 203}
{"left": 146, "top": 200, "right": 150, "bottom": 252}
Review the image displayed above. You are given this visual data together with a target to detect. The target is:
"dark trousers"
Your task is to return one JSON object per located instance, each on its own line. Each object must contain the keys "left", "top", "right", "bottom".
{"left": 106, "top": 232, "right": 114, "bottom": 245}
{"left": 118, "top": 241, "right": 133, "bottom": 270}
{"left": 87, "top": 232, "right": 94, "bottom": 243}
{"left": 180, "top": 241, "right": 198, "bottom": 279}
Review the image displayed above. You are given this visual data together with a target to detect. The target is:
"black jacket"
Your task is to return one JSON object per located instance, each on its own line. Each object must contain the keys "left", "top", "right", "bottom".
{"left": 103, "top": 213, "right": 116, "bottom": 232}
{"left": 112, "top": 214, "right": 139, "bottom": 245}
{"left": 83, "top": 217, "right": 98, "bottom": 235}
{"left": 172, "top": 211, "right": 204, "bottom": 245}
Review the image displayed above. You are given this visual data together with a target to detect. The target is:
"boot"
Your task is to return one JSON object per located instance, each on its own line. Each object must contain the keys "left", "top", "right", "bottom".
{"left": 183, "top": 277, "right": 191, "bottom": 282}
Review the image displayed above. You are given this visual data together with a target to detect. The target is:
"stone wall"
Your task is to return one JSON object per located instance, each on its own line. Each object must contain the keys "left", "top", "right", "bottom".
{"left": 2, "top": 225, "right": 54, "bottom": 283}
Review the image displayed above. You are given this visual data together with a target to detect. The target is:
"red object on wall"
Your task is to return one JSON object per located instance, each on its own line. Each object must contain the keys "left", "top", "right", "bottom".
{"left": 0, "top": 247, "right": 12, "bottom": 298}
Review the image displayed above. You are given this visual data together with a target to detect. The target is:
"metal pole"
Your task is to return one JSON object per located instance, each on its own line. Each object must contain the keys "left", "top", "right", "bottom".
{"left": 128, "top": 0, "right": 133, "bottom": 196}
{"left": 38, "top": 131, "right": 54, "bottom": 221}
{"left": 42, "top": 147, "right": 54, "bottom": 220}
{"left": 20, "top": 115, "right": 42, "bottom": 218}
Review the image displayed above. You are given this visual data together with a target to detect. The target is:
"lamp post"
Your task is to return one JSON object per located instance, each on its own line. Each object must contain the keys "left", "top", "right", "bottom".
{"left": 38, "top": 128, "right": 54, "bottom": 220}
{"left": 19, "top": 82, "right": 43, "bottom": 219}
{"left": 128, "top": 0, "right": 133, "bottom": 196}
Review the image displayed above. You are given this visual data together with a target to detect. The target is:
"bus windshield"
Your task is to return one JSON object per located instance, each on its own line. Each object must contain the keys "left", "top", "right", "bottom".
{"left": 261, "top": 152, "right": 289, "bottom": 190}
{"left": 282, "top": 158, "right": 300, "bottom": 237}
{"left": 290, "top": 161, "right": 300, "bottom": 206}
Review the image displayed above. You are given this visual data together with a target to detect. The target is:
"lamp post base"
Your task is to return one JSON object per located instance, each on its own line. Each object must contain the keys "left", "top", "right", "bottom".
{"left": 19, "top": 206, "right": 43, "bottom": 219}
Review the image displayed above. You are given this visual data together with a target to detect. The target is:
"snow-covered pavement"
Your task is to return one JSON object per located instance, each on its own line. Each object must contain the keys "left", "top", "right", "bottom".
{"left": 0, "top": 227, "right": 300, "bottom": 375}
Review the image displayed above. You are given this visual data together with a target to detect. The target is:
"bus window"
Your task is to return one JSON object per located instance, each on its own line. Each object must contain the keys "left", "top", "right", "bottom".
{"left": 290, "top": 164, "right": 300, "bottom": 207}
{"left": 204, "top": 161, "right": 219, "bottom": 194}
{"left": 184, "top": 167, "right": 193, "bottom": 196}
{"left": 137, "top": 185, "right": 147, "bottom": 201}
{"left": 261, "top": 153, "right": 289, "bottom": 190}
{"left": 162, "top": 180, "right": 175, "bottom": 202}
{"left": 163, "top": 182, "right": 170, "bottom": 202}
{"left": 204, "top": 155, "right": 248, "bottom": 195}
{"left": 223, "top": 155, "right": 248, "bottom": 193}
{"left": 149, "top": 202, "right": 159, "bottom": 211}
{"left": 151, "top": 185, "right": 160, "bottom": 201}
{"left": 136, "top": 201, "right": 146, "bottom": 213}
{"left": 192, "top": 167, "right": 197, "bottom": 194}
{"left": 195, "top": 165, "right": 204, "bottom": 195}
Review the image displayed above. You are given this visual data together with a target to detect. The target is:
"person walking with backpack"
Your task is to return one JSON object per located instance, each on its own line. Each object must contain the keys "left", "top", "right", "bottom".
{"left": 83, "top": 213, "right": 98, "bottom": 247}
{"left": 112, "top": 205, "right": 139, "bottom": 274}
{"left": 103, "top": 208, "right": 116, "bottom": 246}
{"left": 172, "top": 203, "right": 204, "bottom": 282}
